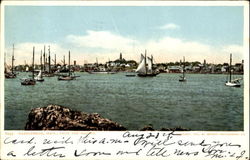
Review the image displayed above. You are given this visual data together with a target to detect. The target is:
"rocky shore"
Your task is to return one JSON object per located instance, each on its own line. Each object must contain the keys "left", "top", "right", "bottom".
{"left": 25, "top": 104, "right": 190, "bottom": 131}
{"left": 25, "top": 105, "right": 126, "bottom": 130}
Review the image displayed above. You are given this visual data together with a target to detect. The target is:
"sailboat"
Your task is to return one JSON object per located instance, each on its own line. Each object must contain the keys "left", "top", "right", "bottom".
{"left": 35, "top": 51, "right": 44, "bottom": 82}
{"left": 43, "top": 46, "right": 54, "bottom": 77}
{"left": 5, "top": 44, "right": 17, "bottom": 79}
{"left": 58, "top": 51, "right": 77, "bottom": 80}
{"left": 179, "top": 57, "right": 186, "bottom": 82}
{"left": 35, "top": 70, "right": 44, "bottom": 82}
{"left": 135, "top": 50, "right": 159, "bottom": 77}
{"left": 25, "top": 66, "right": 29, "bottom": 72}
{"left": 225, "top": 53, "right": 241, "bottom": 87}
{"left": 21, "top": 47, "right": 36, "bottom": 85}
{"left": 4, "top": 52, "right": 10, "bottom": 74}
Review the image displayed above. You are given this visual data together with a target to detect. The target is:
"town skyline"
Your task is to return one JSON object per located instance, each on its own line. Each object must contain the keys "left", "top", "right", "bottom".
{"left": 4, "top": 48, "right": 244, "bottom": 66}
{"left": 4, "top": 5, "right": 245, "bottom": 65}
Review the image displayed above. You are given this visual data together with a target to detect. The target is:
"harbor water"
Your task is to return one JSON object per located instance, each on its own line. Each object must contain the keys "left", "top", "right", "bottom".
{"left": 4, "top": 72, "right": 243, "bottom": 131}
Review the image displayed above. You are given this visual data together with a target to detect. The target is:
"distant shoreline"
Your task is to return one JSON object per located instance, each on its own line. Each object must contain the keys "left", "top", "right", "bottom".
{"left": 157, "top": 72, "right": 244, "bottom": 75}
{"left": 12, "top": 71, "right": 244, "bottom": 75}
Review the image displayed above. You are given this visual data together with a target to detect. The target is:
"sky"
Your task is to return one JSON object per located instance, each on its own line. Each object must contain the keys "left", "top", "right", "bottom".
{"left": 4, "top": 5, "right": 245, "bottom": 65}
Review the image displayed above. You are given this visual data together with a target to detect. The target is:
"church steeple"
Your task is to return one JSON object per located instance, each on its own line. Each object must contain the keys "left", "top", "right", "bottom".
{"left": 120, "top": 53, "right": 122, "bottom": 61}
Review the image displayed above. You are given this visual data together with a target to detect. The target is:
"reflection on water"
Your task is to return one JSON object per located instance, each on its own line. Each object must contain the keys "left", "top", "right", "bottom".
{"left": 5, "top": 72, "right": 243, "bottom": 131}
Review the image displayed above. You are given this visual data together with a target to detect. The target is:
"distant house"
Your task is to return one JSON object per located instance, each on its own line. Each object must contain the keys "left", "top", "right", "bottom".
{"left": 168, "top": 66, "right": 181, "bottom": 73}
{"left": 185, "top": 65, "right": 192, "bottom": 71}
{"left": 221, "top": 66, "right": 227, "bottom": 72}
{"left": 192, "top": 66, "right": 201, "bottom": 72}
{"left": 99, "top": 67, "right": 106, "bottom": 71}
{"left": 157, "top": 65, "right": 166, "bottom": 72}
{"left": 125, "top": 64, "right": 130, "bottom": 67}
{"left": 84, "top": 63, "right": 95, "bottom": 68}
{"left": 234, "top": 63, "right": 243, "bottom": 73}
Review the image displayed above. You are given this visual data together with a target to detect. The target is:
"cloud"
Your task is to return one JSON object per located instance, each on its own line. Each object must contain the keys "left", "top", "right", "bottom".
{"left": 158, "top": 23, "right": 180, "bottom": 30}
{"left": 66, "top": 30, "right": 138, "bottom": 51}
{"left": 7, "top": 30, "right": 243, "bottom": 65}
{"left": 220, "top": 45, "right": 244, "bottom": 63}
{"left": 143, "top": 37, "right": 212, "bottom": 62}
{"left": 143, "top": 38, "right": 243, "bottom": 64}
{"left": 221, "top": 44, "right": 243, "bottom": 55}
{"left": 5, "top": 42, "right": 68, "bottom": 65}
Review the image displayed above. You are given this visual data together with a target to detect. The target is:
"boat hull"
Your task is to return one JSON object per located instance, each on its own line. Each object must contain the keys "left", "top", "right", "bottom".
{"left": 35, "top": 78, "right": 44, "bottom": 82}
{"left": 43, "top": 74, "right": 54, "bottom": 77}
{"left": 88, "top": 71, "right": 117, "bottom": 74}
{"left": 137, "top": 72, "right": 159, "bottom": 77}
{"left": 179, "top": 76, "right": 186, "bottom": 82}
{"left": 5, "top": 73, "right": 16, "bottom": 79}
{"left": 126, "top": 74, "right": 136, "bottom": 77}
{"left": 225, "top": 82, "right": 241, "bottom": 87}
{"left": 21, "top": 79, "right": 36, "bottom": 85}
{"left": 58, "top": 76, "right": 75, "bottom": 81}
{"left": 179, "top": 79, "right": 186, "bottom": 82}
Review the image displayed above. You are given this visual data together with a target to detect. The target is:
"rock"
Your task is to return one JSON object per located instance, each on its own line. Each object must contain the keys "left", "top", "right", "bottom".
{"left": 25, "top": 104, "right": 126, "bottom": 131}
{"left": 140, "top": 125, "right": 191, "bottom": 131}
{"left": 160, "top": 126, "right": 191, "bottom": 131}
{"left": 140, "top": 125, "right": 155, "bottom": 131}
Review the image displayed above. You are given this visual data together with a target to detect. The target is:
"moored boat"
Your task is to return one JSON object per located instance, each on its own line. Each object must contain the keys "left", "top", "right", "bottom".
{"left": 125, "top": 73, "right": 136, "bottom": 77}
{"left": 58, "top": 75, "right": 76, "bottom": 80}
{"left": 5, "top": 44, "right": 17, "bottom": 79}
{"left": 21, "top": 78, "right": 36, "bottom": 85}
{"left": 179, "top": 57, "right": 187, "bottom": 82}
{"left": 35, "top": 52, "right": 44, "bottom": 82}
{"left": 136, "top": 50, "right": 159, "bottom": 77}
{"left": 21, "top": 47, "right": 36, "bottom": 85}
{"left": 5, "top": 73, "right": 16, "bottom": 79}
{"left": 225, "top": 53, "right": 241, "bottom": 87}
{"left": 58, "top": 51, "right": 78, "bottom": 81}
{"left": 35, "top": 70, "right": 44, "bottom": 82}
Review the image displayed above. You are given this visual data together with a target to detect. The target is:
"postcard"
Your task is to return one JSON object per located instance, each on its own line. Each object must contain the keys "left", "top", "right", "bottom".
{"left": 0, "top": 1, "right": 249, "bottom": 160}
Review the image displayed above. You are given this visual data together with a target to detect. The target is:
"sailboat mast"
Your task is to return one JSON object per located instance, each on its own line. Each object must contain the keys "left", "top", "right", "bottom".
{"left": 11, "top": 44, "right": 15, "bottom": 74}
{"left": 63, "top": 55, "right": 65, "bottom": 66}
{"left": 180, "top": 59, "right": 182, "bottom": 68}
{"left": 32, "top": 47, "right": 35, "bottom": 79}
{"left": 4, "top": 52, "right": 6, "bottom": 73}
{"left": 43, "top": 45, "right": 46, "bottom": 72}
{"left": 68, "top": 51, "right": 71, "bottom": 76}
{"left": 40, "top": 50, "right": 42, "bottom": 70}
{"left": 183, "top": 56, "right": 185, "bottom": 77}
{"left": 145, "top": 50, "right": 147, "bottom": 74}
{"left": 48, "top": 46, "right": 51, "bottom": 74}
{"left": 45, "top": 53, "right": 47, "bottom": 67}
{"left": 55, "top": 54, "right": 56, "bottom": 66}
{"left": 229, "top": 53, "right": 232, "bottom": 82}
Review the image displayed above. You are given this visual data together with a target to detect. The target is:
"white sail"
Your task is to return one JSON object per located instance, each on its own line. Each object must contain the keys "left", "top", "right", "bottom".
{"left": 225, "top": 54, "right": 241, "bottom": 87}
{"left": 37, "top": 70, "right": 42, "bottom": 78}
{"left": 5, "top": 65, "right": 11, "bottom": 73}
{"left": 26, "top": 66, "right": 29, "bottom": 72}
{"left": 139, "top": 54, "right": 144, "bottom": 63}
{"left": 136, "top": 54, "right": 146, "bottom": 74}
{"left": 147, "top": 57, "right": 153, "bottom": 73}
{"left": 35, "top": 70, "right": 44, "bottom": 81}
